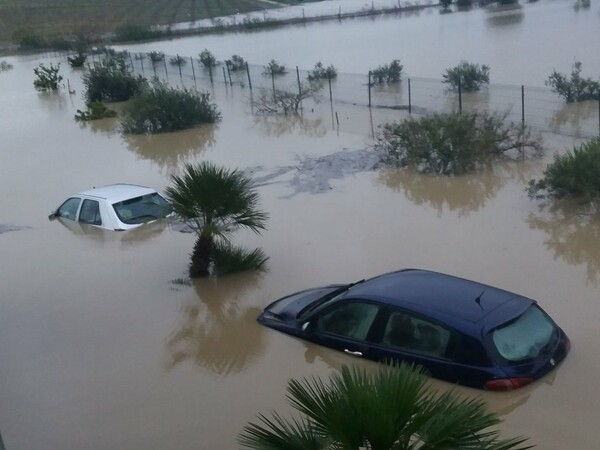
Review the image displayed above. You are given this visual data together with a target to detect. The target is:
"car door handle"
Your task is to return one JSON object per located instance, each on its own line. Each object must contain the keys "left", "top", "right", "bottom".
{"left": 344, "top": 349, "right": 363, "bottom": 357}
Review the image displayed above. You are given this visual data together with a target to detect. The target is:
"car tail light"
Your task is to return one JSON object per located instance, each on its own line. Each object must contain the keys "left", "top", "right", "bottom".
{"left": 484, "top": 377, "right": 534, "bottom": 391}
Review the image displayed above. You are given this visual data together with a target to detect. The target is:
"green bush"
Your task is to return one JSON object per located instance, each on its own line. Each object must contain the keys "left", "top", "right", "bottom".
{"left": 370, "top": 60, "right": 403, "bottom": 84}
{"left": 225, "top": 55, "right": 246, "bottom": 71}
{"left": 528, "top": 137, "right": 600, "bottom": 201}
{"left": 443, "top": 60, "right": 490, "bottom": 92}
{"left": 120, "top": 80, "right": 221, "bottom": 134}
{"left": 307, "top": 61, "right": 338, "bottom": 81}
{"left": 68, "top": 52, "right": 87, "bottom": 68}
{"left": 75, "top": 101, "right": 117, "bottom": 121}
{"left": 545, "top": 61, "right": 600, "bottom": 103}
{"left": 262, "top": 59, "right": 286, "bottom": 76}
{"left": 376, "top": 112, "right": 541, "bottom": 175}
{"left": 199, "top": 49, "right": 217, "bottom": 68}
{"left": 212, "top": 242, "right": 268, "bottom": 276}
{"left": 147, "top": 51, "right": 165, "bottom": 63}
{"left": 83, "top": 57, "right": 147, "bottom": 102}
{"left": 33, "top": 63, "right": 62, "bottom": 91}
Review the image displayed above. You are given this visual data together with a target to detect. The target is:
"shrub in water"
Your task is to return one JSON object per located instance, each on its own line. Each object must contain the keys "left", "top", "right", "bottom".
{"left": 307, "top": 62, "right": 338, "bottom": 81}
{"left": 443, "top": 61, "right": 490, "bottom": 92}
{"left": 528, "top": 137, "right": 600, "bottom": 201}
{"left": 199, "top": 49, "right": 217, "bottom": 68}
{"left": 370, "top": 60, "right": 403, "bottom": 84}
{"left": 75, "top": 101, "right": 117, "bottom": 121}
{"left": 121, "top": 80, "right": 221, "bottom": 134}
{"left": 83, "top": 57, "right": 147, "bottom": 102}
{"left": 169, "top": 55, "right": 187, "bottom": 66}
{"left": 33, "top": 63, "right": 62, "bottom": 91}
{"left": 226, "top": 55, "right": 246, "bottom": 71}
{"left": 376, "top": 112, "right": 541, "bottom": 175}
{"left": 546, "top": 61, "right": 600, "bottom": 103}
{"left": 262, "top": 59, "right": 286, "bottom": 76}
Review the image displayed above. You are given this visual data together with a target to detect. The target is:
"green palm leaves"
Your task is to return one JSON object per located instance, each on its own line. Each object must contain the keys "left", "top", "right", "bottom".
{"left": 240, "top": 363, "right": 533, "bottom": 450}
{"left": 166, "top": 162, "right": 268, "bottom": 277}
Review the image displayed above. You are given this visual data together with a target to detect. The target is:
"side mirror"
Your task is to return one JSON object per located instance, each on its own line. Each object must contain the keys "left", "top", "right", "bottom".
{"left": 48, "top": 212, "right": 57, "bottom": 221}
{"left": 301, "top": 322, "right": 311, "bottom": 333}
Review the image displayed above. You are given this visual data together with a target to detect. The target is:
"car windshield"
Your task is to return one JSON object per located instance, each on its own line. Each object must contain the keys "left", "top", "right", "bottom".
{"left": 491, "top": 305, "right": 557, "bottom": 363}
{"left": 298, "top": 280, "right": 365, "bottom": 319}
{"left": 112, "top": 193, "right": 171, "bottom": 224}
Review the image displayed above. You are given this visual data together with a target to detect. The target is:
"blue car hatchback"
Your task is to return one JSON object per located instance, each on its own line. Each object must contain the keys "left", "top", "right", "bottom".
{"left": 258, "top": 269, "right": 570, "bottom": 391}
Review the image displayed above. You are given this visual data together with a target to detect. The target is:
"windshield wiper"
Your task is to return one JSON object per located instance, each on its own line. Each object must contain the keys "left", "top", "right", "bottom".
{"left": 299, "top": 278, "right": 366, "bottom": 318}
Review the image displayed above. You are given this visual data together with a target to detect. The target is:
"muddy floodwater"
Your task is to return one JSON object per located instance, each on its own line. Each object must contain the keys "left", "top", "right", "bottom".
{"left": 2, "top": 3, "right": 600, "bottom": 449}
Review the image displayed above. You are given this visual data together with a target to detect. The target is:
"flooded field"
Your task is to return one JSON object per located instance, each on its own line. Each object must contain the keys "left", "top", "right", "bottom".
{"left": 2, "top": 3, "right": 600, "bottom": 448}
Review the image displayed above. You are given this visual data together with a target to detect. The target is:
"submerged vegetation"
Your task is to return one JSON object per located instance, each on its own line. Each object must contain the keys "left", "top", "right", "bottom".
{"left": 307, "top": 62, "right": 338, "bottom": 81}
{"left": 443, "top": 61, "right": 490, "bottom": 92}
{"left": 370, "top": 60, "right": 403, "bottom": 85}
{"left": 1, "top": 61, "right": 14, "bottom": 72}
{"left": 263, "top": 59, "right": 287, "bottom": 76}
{"left": 528, "top": 137, "right": 600, "bottom": 202}
{"left": 165, "top": 162, "right": 268, "bottom": 278}
{"left": 376, "top": 112, "right": 541, "bottom": 175}
{"left": 546, "top": 61, "right": 600, "bottom": 103}
{"left": 33, "top": 63, "right": 62, "bottom": 91}
{"left": 240, "top": 363, "right": 532, "bottom": 450}
{"left": 120, "top": 80, "right": 220, "bottom": 134}
{"left": 83, "top": 56, "right": 146, "bottom": 102}
{"left": 75, "top": 101, "right": 117, "bottom": 121}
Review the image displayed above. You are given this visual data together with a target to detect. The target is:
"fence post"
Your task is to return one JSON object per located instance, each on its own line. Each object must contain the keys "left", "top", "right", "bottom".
{"left": 328, "top": 72, "right": 333, "bottom": 103}
{"left": 458, "top": 78, "right": 462, "bottom": 115}
{"left": 163, "top": 57, "right": 169, "bottom": 81}
{"left": 368, "top": 71, "right": 372, "bottom": 108}
{"left": 246, "top": 62, "right": 252, "bottom": 90}
{"left": 521, "top": 85, "right": 525, "bottom": 127}
{"left": 177, "top": 55, "right": 183, "bottom": 83}
{"left": 408, "top": 78, "right": 412, "bottom": 114}
{"left": 128, "top": 53, "right": 134, "bottom": 71}
{"left": 296, "top": 66, "right": 302, "bottom": 95}
{"left": 140, "top": 55, "right": 145, "bottom": 75}
{"left": 226, "top": 64, "right": 233, "bottom": 86}
{"left": 222, "top": 66, "right": 227, "bottom": 84}
{"left": 209, "top": 64, "right": 213, "bottom": 83}
{"left": 190, "top": 57, "right": 196, "bottom": 83}
{"left": 271, "top": 70, "right": 276, "bottom": 97}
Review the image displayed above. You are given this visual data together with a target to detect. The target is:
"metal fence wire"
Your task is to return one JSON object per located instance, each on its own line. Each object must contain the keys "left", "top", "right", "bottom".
{"left": 87, "top": 51, "right": 600, "bottom": 139}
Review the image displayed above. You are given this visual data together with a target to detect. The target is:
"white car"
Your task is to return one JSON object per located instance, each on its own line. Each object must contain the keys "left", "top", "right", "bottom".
{"left": 49, "top": 184, "right": 172, "bottom": 231}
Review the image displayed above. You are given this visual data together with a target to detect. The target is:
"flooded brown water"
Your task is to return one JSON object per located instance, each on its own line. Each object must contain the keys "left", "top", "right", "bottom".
{"left": 2, "top": 7, "right": 600, "bottom": 449}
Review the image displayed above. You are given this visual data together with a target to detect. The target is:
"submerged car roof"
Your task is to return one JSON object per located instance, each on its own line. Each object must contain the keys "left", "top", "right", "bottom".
{"left": 76, "top": 184, "right": 157, "bottom": 204}
{"left": 346, "top": 269, "right": 533, "bottom": 327}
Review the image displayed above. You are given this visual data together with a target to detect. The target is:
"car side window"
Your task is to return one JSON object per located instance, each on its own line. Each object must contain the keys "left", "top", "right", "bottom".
{"left": 315, "top": 302, "right": 379, "bottom": 341}
{"left": 79, "top": 199, "right": 102, "bottom": 225}
{"left": 382, "top": 310, "right": 452, "bottom": 358}
{"left": 56, "top": 197, "right": 81, "bottom": 220}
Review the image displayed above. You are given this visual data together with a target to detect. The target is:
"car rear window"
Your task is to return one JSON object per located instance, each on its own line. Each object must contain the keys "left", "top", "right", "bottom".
{"left": 491, "top": 305, "right": 557, "bottom": 363}
{"left": 113, "top": 193, "right": 170, "bottom": 224}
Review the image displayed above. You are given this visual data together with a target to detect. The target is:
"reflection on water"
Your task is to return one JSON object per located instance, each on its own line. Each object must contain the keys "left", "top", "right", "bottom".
{"left": 549, "top": 100, "right": 598, "bottom": 138}
{"left": 252, "top": 112, "right": 327, "bottom": 137}
{"left": 165, "top": 272, "right": 266, "bottom": 375}
{"left": 378, "top": 167, "right": 505, "bottom": 216}
{"left": 53, "top": 217, "right": 167, "bottom": 247}
{"left": 528, "top": 200, "right": 600, "bottom": 285}
{"left": 124, "top": 125, "right": 216, "bottom": 172}
{"left": 77, "top": 116, "right": 120, "bottom": 136}
{"left": 485, "top": 3, "right": 524, "bottom": 27}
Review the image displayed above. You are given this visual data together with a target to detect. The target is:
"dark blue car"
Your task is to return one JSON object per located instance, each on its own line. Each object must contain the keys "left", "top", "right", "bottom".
{"left": 258, "top": 269, "right": 570, "bottom": 391}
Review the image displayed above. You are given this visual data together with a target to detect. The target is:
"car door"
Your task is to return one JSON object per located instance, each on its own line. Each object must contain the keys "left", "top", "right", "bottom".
{"left": 369, "top": 308, "right": 460, "bottom": 382}
{"left": 308, "top": 300, "right": 383, "bottom": 360}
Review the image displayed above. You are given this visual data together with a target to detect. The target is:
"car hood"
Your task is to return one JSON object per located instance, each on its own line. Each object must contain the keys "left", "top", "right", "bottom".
{"left": 261, "top": 285, "right": 344, "bottom": 322}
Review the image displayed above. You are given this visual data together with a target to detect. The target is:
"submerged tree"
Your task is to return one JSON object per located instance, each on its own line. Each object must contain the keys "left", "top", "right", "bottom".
{"left": 545, "top": 61, "right": 600, "bottom": 103}
{"left": 443, "top": 61, "right": 490, "bottom": 92}
{"left": 240, "top": 363, "right": 532, "bottom": 450}
{"left": 165, "top": 162, "right": 269, "bottom": 277}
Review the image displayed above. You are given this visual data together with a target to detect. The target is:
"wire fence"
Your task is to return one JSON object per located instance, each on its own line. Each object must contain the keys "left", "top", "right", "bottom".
{"left": 85, "top": 51, "right": 600, "bottom": 139}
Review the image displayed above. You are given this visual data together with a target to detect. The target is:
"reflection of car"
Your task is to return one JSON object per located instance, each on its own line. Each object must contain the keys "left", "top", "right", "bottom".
{"left": 49, "top": 184, "right": 172, "bottom": 231}
{"left": 258, "top": 269, "right": 570, "bottom": 391}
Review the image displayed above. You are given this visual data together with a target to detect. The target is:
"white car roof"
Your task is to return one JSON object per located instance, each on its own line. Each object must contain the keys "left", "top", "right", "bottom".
{"left": 76, "top": 184, "right": 158, "bottom": 204}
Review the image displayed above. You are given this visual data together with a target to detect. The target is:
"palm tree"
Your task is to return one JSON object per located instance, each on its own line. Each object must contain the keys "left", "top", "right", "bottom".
{"left": 239, "top": 363, "right": 533, "bottom": 450}
{"left": 165, "top": 162, "right": 268, "bottom": 277}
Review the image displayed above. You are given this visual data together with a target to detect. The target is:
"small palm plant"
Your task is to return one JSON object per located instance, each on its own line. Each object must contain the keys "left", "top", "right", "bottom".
{"left": 165, "top": 162, "right": 269, "bottom": 277}
{"left": 239, "top": 363, "right": 533, "bottom": 450}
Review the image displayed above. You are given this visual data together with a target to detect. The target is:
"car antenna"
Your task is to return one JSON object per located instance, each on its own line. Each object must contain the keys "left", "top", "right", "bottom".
{"left": 474, "top": 291, "right": 485, "bottom": 310}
